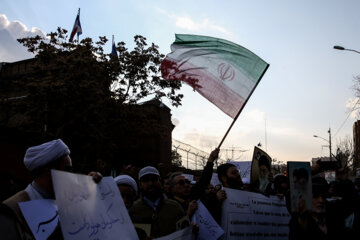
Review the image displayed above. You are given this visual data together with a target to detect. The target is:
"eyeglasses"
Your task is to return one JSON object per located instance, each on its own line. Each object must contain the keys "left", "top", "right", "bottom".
{"left": 176, "top": 179, "right": 191, "bottom": 186}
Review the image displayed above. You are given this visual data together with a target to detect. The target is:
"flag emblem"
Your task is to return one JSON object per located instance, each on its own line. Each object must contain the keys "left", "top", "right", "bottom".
{"left": 161, "top": 34, "right": 269, "bottom": 118}
{"left": 218, "top": 63, "right": 235, "bottom": 82}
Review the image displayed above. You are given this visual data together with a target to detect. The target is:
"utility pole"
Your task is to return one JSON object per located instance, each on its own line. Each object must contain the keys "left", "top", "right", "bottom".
{"left": 232, "top": 146, "right": 234, "bottom": 160}
{"left": 314, "top": 128, "right": 332, "bottom": 162}
{"left": 186, "top": 149, "right": 191, "bottom": 169}
{"left": 195, "top": 153, "right": 199, "bottom": 170}
{"left": 328, "top": 128, "right": 332, "bottom": 162}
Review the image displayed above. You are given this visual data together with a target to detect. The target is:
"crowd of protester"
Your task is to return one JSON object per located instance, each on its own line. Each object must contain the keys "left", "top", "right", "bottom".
{"left": 1, "top": 139, "right": 360, "bottom": 239}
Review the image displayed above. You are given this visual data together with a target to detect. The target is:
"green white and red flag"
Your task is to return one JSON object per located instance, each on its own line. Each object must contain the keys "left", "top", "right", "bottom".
{"left": 161, "top": 34, "right": 269, "bottom": 118}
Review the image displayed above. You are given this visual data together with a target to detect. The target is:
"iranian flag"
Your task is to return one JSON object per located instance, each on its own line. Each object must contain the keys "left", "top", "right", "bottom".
{"left": 161, "top": 34, "right": 269, "bottom": 118}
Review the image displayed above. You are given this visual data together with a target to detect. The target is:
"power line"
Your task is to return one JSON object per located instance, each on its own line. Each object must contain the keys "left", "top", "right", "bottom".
{"left": 333, "top": 98, "right": 360, "bottom": 138}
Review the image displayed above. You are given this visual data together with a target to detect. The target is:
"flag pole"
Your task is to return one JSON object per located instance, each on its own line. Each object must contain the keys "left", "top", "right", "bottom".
{"left": 217, "top": 64, "right": 270, "bottom": 149}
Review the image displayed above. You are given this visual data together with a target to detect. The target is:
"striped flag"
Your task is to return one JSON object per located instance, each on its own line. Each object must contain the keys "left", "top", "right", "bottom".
{"left": 161, "top": 34, "right": 269, "bottom": 118}
{"left": 69, "top": 9, "right": 82, "bottom": 42}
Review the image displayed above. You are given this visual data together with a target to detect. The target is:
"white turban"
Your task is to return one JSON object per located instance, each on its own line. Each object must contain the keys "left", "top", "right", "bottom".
{"left": 114, "top": 175, "right": 138, "bottom": 195}
{"left": 24, "top": 139, "right": 70, "bottom": 171}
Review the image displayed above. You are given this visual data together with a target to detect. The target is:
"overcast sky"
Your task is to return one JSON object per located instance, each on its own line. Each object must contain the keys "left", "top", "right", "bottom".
{"left": 1, "top": 0, "right": 360, "bottom": 163}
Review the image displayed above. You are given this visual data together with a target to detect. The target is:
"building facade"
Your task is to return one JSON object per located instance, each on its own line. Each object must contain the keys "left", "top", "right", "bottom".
{"left": 0, "top": 58, "right": 175, "bottom": 183}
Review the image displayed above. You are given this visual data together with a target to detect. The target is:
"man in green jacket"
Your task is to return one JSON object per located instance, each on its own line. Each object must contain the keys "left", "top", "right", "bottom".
{"left": 129, "top": 166, "right": 189, "bottom": 238}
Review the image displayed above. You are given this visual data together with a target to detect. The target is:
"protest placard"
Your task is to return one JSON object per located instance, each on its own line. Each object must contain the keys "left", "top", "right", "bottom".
{"left": 288, "top": 162, "right": 312, "bottom": 212}
{"left": 153, "top": 226, "right": 194, "bottom": 240}
{"left": 221, "top": 188, "right": 290, "bottom": 240}
{"left": 192, "top": 200, "right": 224, "bottom": 240}
{"left": 19, "top": 199, "right": 59, "bottom": 240}
{"left": 324, "top": 171, "right": 336, "bottom": 183}
{"left": 52, "top": 170, "right": 138, "bottom": 240}
{"left": 250, "top": 146, "right": 272, "bottom": 186}
{"left": 227, "top": 161, "right": 252, "bottom": 184}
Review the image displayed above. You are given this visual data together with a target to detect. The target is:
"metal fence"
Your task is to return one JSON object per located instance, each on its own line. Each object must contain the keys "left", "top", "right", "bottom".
{"left": 172, "top": 139, "right": 249, "bottom": 170}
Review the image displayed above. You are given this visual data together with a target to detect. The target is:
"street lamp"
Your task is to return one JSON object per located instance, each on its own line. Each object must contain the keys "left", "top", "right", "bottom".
{"left": 333, "top": 45, "right": 360, "bottom": 54}
{"left": 313, "top": 128, "right": 332, "bottom": 162}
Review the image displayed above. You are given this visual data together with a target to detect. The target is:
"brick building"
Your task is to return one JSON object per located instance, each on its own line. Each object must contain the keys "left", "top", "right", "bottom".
{"left": 0, "top": 58, "right": 175, "bottom": 184}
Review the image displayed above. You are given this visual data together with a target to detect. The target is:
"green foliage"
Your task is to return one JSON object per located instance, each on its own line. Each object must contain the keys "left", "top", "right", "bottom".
{"left": 5, "top": 27, "right": 183, "bottom": 172}
{"left": 171, "top": 150, "right": 182, "bottom": 167}
{"left": 17, "top": 28, "right": 183, "bottom": 107}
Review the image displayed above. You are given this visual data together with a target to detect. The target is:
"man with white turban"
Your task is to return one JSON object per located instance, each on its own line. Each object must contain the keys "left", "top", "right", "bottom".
{"left": 114, "top": 174, "right": 138, "bottom": 209}
{"left": 0, "top": 139, "right": 101, "bottom": 239}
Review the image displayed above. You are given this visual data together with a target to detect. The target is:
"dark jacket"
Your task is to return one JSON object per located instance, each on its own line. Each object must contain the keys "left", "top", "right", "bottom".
{"left": 129, "top": 197, "right": 188, "bottom": 238}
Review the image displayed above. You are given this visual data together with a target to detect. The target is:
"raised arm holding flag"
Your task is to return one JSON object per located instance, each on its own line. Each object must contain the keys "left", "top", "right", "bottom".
{"left": 69, "top": 8, "right": 82, "bottom": 42}
{"left": 161, "top": 34, "right": 269, "bottom": 148}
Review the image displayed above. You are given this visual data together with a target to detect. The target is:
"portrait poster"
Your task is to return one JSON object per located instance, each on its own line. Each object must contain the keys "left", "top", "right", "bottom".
{"left": 250, "top": 146, "right": 272, "bottom": 186}
{"left": 287, "top": 162, "right": 312, "bottom": 212}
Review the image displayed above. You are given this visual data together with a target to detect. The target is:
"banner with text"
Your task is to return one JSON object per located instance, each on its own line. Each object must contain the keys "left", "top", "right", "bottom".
{"left": 221, "top": 188, "right": 290, "bottom": 240}
{"left": 52, "top": 170, "right": 139, "bottom": 240}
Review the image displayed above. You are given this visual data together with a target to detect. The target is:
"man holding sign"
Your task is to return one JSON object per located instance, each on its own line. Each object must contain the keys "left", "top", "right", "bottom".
{"left": 0, "top": 139, "right": 102, "bottom": 239}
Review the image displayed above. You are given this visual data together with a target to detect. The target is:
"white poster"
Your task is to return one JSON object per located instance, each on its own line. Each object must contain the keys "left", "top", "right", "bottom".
{"left": 52, "top": 170, "right": 138, "bottom": 240}
{"left": 221, "top": 188, "right": 290, "bottom": 240}
{"left": 227, "top": 161, "right": 252, "bottom": 184}
{"left": 19, "top": 199, "right": 59, "bottom": 240}
{"left": 192, "top": 200, "right": 224, "bottom": 240}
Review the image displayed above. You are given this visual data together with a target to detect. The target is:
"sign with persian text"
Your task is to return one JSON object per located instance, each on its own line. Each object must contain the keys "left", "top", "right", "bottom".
{"left": 52, "top": 170, "right": 138, "bottom": 240}
{"left": 192, "top": 200, "right": 224, "bottom": 240}
{"left": 19, "top": 199, "right": 59, "bottom": 240}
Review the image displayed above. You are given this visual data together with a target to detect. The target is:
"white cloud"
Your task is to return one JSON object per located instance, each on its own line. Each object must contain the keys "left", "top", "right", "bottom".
{"left": 0, "top": 14, "right": 46, "bottom": 62}
{"left": 235, "top": 109, "right": 266, "bottom": 136}
{"left": 236, "top": 109, "right": 304, "bottom": 138}
{"left": 172, "top": 117, "right": 180, "bottom": 126}
{"left": 269, "top": 126, "right": 303, "bottom": 137}
{"left": 155, "top": 8, "right": 231, "bottom": 35}
{"left": 183, "top": 130, "right": 219, "bottom": 149}
{"left": 346, "top": 97, "right": 360, "bottom": 119}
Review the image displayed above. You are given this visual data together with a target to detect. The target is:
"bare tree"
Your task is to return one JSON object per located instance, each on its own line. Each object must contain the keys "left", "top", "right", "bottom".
{"left": 350, "top": 76, "right": 360, "bottom": 118}
{"left": 335, "top": 135, "right": 353, "bottom": 170}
